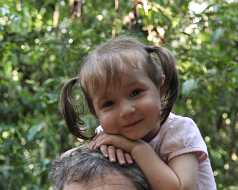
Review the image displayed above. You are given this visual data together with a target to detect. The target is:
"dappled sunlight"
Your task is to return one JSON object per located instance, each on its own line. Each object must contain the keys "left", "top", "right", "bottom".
{"left": 0, "top": 0, "right": 237, "bottom": 189}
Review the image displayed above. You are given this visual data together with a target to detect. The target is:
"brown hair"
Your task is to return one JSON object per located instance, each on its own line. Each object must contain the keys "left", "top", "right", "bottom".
{"left": 60, "top": 36, "right": 179, "bottom": 139}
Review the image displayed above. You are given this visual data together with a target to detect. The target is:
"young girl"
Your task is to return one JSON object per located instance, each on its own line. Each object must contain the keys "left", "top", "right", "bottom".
{"left": 60, "top": 37, "right": 216, "bottom": 190}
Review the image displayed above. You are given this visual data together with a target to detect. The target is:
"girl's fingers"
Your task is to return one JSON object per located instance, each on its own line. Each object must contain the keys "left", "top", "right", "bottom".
{"left": 88, "top": 141, "right": 94, "bottom": 149}
{"left": 100, "top": 145, "right": 108, "bottom": 157}
{"left": 108, "top": 146, "right": 116, "bottom": 162}
{"left": 89, "top": 134, "right": 101, "bottom": 149}
{"left": 92, "top": 134, "right": 99, "bottom": 141}
{"left": 116, "top": 148, "right": 126, "bottom": 165}
{"left": 95, "top": 136, "right": 114, "bottom": 149}
{"left": 125, "top": 153, "right": 134, "bottom": 164}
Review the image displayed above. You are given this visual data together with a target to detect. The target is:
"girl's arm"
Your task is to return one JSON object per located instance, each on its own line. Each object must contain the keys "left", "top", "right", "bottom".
{"left": 91, "top": 133, "right": 199, "bottom": 190}
{"left": 132, "top": 142, "right": 198, "bottom": 190}
{"left": 168, "top": 153, "right": 198, "bottom": 190}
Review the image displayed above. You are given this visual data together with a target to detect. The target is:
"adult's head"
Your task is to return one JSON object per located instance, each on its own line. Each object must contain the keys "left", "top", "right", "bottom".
{"left": 50, "top": 147, "right": 150, "bottom": 190}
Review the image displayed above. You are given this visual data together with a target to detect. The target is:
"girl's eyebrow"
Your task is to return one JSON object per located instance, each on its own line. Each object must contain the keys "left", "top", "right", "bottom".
{"left": 93, "top": 95, "right": 106, "bottom": 106}
{"left": 93, "top": 92, "right": 112, "bottom": 105}
{"left": 94, "top": 79, "right": 145, "bottom": 104}
{"left": 125, "top": 81, "right": 137, "bottom": 86}
{"left": 123, "top": 80, "right": 145, "bottom": 88}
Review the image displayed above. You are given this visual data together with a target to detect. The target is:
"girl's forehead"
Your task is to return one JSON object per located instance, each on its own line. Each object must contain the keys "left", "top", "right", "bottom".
{"left": 92, "top": 68, "right": 149, "bottom": 99}
{"left": 82, "top": 49, "right": 149, "bottom": 100}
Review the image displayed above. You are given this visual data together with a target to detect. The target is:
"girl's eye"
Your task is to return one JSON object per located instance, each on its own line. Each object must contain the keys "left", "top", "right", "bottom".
{"left": 101, "top": 100, "right": 114, "bottom": 108}
{"left": 130, "top": 89, "right": 142, "bottom": 97}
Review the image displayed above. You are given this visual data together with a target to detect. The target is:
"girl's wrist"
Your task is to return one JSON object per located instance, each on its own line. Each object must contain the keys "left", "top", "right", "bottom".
{"left": 131, "top": 141, "right": 152, "bottom": 159}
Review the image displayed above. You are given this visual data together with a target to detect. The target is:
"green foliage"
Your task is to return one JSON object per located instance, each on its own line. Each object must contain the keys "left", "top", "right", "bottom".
{"left": 0, "top": 0, "right": 237, "bottom": 189}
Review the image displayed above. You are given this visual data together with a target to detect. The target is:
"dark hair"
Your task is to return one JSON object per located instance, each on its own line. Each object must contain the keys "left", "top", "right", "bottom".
{"left": 50, "top": 147, "right": 150, "bottom": 190}
{"left": 60, "top": 36, "right": 178, "bottom": 139}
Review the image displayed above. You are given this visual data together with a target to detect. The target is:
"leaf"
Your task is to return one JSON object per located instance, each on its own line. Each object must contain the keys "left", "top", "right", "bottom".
{"left": 181, "top": 79, "right": 198, "bottom": 96}
{"left": 27, "top": 122, "right": 45, "bottom": 141}
{"left": 211, "top": 28, "right": 224, "bottom": 43}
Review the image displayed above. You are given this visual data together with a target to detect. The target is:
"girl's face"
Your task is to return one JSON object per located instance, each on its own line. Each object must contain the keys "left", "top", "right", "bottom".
{"left": 92, "top": 66, "right": 162, "bottom": 141}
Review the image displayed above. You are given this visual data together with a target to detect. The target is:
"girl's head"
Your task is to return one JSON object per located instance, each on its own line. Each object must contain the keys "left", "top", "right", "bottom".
{"left": 60, "top": 36, "right": 178, "bottom": 139}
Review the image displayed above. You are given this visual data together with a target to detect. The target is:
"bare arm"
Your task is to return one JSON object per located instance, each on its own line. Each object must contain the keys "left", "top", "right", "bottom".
{"left": 168, "top": 153, "right": 199, "bottom": 190}
{"left": 91, "top": 133, "right": 199, "bottom": 190}
{"left": 131, "top": 142, "right": 180, "bottom": 190}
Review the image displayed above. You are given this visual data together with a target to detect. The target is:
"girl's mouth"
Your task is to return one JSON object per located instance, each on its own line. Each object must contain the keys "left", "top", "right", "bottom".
{"left": 123, "top": 119, "right": 144, "bottom": 128}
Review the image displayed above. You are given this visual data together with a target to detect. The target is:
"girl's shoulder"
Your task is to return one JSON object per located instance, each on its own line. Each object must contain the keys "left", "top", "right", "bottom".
{"left": 160, "top": 113, "right": 203, "bottom": 146}
{"left": 164, "top": 113, "right": 198, "bottom": 130}
{"left": 159, "top": 113, "right": 208, "bottom": 162}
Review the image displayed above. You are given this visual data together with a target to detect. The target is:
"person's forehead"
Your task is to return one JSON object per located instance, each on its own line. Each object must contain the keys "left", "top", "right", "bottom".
{"left": 64, "top": 174, "right": 137, "bottom": 190}
{"left": 93, "top": 68, "right": 149, "bottom": 101}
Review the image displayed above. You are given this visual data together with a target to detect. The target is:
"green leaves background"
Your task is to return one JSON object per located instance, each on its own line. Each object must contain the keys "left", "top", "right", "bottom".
{"left": 0, "top": 0, "right": 237, "bottom": 189}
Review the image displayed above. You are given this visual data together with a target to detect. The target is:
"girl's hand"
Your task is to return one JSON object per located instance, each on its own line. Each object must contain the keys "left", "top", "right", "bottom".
{"left": 89, "top": 133, "right": 144, "bottom": 163}
{"left": 90, "top": 133, "right": 138, "bottom": 152}
{"left": 99, "top": 144, "right": 134, "bottom": 165}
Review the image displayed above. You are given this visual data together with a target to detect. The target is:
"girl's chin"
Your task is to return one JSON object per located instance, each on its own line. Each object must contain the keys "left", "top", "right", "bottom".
{"left": 123, "top": 133, "right": 142, "bottom": 141}
{"left": 123, "top": 132, "right": 147, "bottom": 141}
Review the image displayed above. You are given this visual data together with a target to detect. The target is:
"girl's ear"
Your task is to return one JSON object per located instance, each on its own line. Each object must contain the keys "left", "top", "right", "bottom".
{"left": 160, "top": 74, "right": 165, "bottom": 86}
{"left": 159, "top": 74, "right": 165, "bottom": 95}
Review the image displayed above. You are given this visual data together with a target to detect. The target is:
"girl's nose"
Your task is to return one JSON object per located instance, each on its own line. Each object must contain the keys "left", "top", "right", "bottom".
{"left": 119, "top": 101, "right": 136, "bottom": 118}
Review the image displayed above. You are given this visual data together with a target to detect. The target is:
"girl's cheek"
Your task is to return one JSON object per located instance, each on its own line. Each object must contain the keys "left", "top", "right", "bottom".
{"left": 99, "top": 114, "right": 111, "bottom": 129}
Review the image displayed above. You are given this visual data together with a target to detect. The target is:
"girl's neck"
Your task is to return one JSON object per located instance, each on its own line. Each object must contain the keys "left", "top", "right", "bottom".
{"left": 142, "top": 124, "right": 161, "bottom": 142}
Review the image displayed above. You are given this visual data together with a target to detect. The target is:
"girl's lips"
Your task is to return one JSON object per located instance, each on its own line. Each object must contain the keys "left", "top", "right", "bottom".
{"left": 123, "top": 119, "right": 144, "bottom": 128}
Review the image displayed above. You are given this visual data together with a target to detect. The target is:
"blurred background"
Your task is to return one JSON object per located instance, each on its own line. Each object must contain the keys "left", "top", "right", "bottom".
{"left": 0, "top": 0, "right": 237, "bottom": 189}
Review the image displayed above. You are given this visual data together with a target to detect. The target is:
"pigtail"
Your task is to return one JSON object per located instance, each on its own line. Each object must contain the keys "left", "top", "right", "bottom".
{"left": 60, "top": 77, "right": 90, "bottom": 140}
{"left": 145, "top": 46, "right": 179, "bottom": 125}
